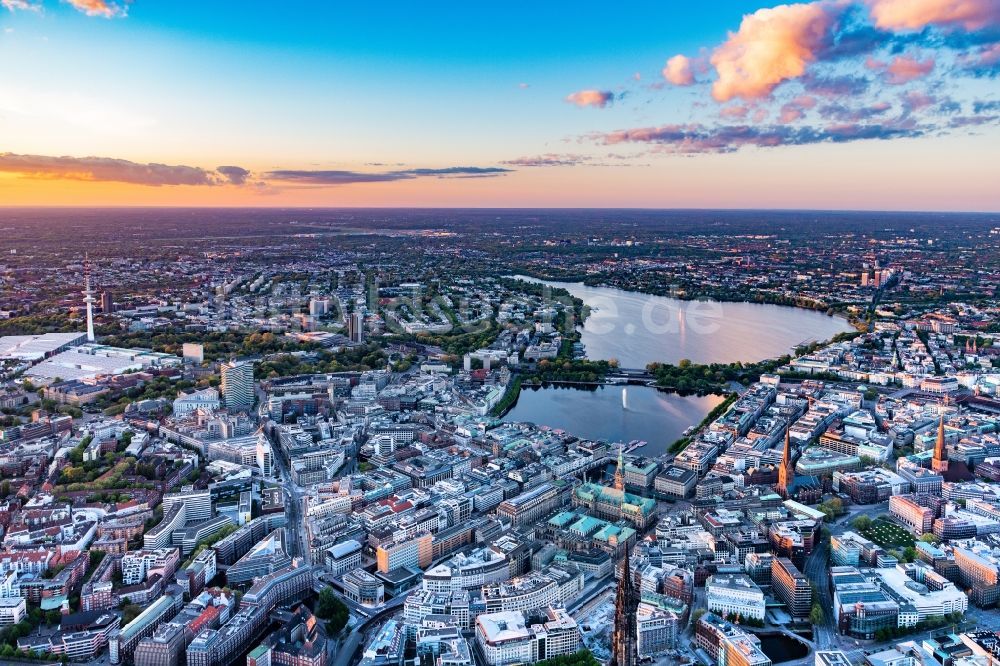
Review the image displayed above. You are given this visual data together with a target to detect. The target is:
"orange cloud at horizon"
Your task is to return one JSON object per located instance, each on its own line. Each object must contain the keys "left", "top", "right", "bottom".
{"left": 1, "top": 134, "right": 997, "bottom": 212}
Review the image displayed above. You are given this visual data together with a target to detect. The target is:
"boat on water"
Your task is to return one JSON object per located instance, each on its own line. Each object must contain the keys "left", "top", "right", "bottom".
{"left": 682, "top": 426, "right": 696, "bottom": 436}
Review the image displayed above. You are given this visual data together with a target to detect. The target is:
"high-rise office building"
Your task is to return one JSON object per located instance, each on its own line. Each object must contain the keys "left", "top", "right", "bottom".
{"left": 376, "top": 533, "right": 433, "bottom": 573}
{"left": 256, "top": 432, "right": 274, "bottom": 477}
{"left": 953, "top": 545, "right": 1000, "bottom": 608}
{"left": 771, "top": 557, "right": 811, "bottom": 619}
{"left": 162, "top": 487, "right": 213, "bottom": 523}
{"left": 347, "top": 312, "right": 364, "bottom": 344}
{"left": 309, "top": 297, "right": 331, "bottom": 318}
{"left": 101, "top": 291, "right": 114, "bottom": 314}
{"left": 221, "top": 360, "right": 255, "bottom": 412}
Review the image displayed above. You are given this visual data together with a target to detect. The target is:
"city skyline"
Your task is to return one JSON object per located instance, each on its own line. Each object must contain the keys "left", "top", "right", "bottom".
{"left": 1, "top": 202, "right": 999, "bottom": 666}
{"left": 1, "top": 0, "right": 999, "bottom": 210}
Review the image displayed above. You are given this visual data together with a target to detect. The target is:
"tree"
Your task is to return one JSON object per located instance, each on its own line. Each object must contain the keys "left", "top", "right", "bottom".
{"left": 316, "top": 588, "right": 350, "bottom": 634}
{"left": 534, "top": 650, "right": 602, "bottom": 666}
{"left": 817, "top": 499, "right": 843, "bottom": 522}
{"left": 851, "top": 515, "right": 872, "bottom": 531}
{"left": 120, "top": 602, "right": 143, "bottom": 625}
{"left": 89, "top": 550, "right": 106, "bottom": 569}
{"left": 315, "top": 587, "right": 341, "bottom": 619}
{"left": 810, "top": 604, "right": 825, "bottom": 625}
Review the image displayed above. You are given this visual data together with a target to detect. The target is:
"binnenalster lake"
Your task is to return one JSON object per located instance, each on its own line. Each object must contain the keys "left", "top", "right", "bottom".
{"left": 515, "top": 276, "right": 854, "bottom": 368}
{"left": 503, "top": 384, "right": 726, "bottom": 456}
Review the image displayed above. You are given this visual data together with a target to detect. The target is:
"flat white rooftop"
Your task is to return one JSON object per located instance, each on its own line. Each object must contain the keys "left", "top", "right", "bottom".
{"left": 0, "top": 333, "right": 87, "bottom": 361}
{"left": 26, "top": 343, "right": 179, "bottom": 382}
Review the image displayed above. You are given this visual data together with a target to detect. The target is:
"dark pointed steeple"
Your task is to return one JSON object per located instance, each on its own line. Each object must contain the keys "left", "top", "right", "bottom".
{"left": 778, "top": 427, "right": 793, "bottom": 499}
{"left": 610, "top": 547, "right": 640, "bottom": 666}
{"left": 932, "top": 405, "right": 948, "bottom": 473}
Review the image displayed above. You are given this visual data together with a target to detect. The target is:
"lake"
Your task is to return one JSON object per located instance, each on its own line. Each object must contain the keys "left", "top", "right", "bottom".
{"left": 515, "top": 276, "right": 853, "bottom": 368}
{"left": 503, "top": 384, "right": 726, "bottom": 456}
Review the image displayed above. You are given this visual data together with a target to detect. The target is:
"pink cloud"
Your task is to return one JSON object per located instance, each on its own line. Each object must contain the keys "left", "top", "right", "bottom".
{"left": 1, "top": 0, "right": 40, "bottom": 11}
{"left": 974, "top": 42, "right": 1000, "bottom": 66}
{"left": 720, "top": 104, "right": 750, "bottom": 119}
{"left": 956, "top": 41, "right": 1000, "bottom": 75}
{"left": 590, "top": 118, "right": 927, "bottom": 154}
{"left": 818, "top": 100, "right": 894, "bottom": 122}
{"left": 662, "top": 55, "right": 695, "bottom": 86}
{"left": 779, "top": 94, "right": 818, "bottom": 123}
{"left": 65, "top": 0, "right": 127, "bottom": 17}
{"left": 565, "top": 89, "right": 616, "bottom": 108}
{"left": 902, "top": 90, "right": 936, "bottom": 112}
{"left": 779, "top": 108, "right": 804, "bottom": 123}
{"left": 710, "top": 2, "right": 841, "bottom": 102}
{"left": 985, "top": 42, "right": 1000, "bottom": 63}
{"left": 867, "top": 54, "right": 935, "bottom": 84}
{"left": 864, "top": 0, "right": 1000, "bottom": 31}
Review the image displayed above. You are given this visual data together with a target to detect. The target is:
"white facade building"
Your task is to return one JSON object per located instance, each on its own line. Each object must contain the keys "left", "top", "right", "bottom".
{"left": 705, "top": 573, "right": 766, "bottom": 621}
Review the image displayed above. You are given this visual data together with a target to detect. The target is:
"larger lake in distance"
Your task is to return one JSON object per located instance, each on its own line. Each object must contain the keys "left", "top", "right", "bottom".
{"left": 515, "top": 276, "right": 854, "bottom": 368}
{"left": 503, "top": 384, "right": 726, "bottom": 456}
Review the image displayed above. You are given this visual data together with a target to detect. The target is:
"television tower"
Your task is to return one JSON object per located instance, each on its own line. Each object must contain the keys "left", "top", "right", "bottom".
{"left": 83, "top": 255, "right": 95, "bottom": 342}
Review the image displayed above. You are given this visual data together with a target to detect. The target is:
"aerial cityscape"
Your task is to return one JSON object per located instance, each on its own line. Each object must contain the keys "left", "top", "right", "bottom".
{"left": 1, "top": 4, "right": 1000, "bottom": 666}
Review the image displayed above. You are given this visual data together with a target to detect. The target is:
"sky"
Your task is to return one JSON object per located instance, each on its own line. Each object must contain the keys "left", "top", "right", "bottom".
{"left": 1, "top": 0, "right": 999, "bottom": 210}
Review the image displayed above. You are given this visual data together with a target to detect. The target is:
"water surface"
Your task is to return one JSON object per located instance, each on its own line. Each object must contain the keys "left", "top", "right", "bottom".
{"left": 517, "top": 276, "right": 853, "bottom": 368}
{"left": 503, "top": 384, "right": 725, "bottom": 456}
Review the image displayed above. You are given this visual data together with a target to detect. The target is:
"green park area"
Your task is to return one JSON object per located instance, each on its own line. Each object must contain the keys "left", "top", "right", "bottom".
{"left": 859, "top": 518, "right": 914, "bottom": 548}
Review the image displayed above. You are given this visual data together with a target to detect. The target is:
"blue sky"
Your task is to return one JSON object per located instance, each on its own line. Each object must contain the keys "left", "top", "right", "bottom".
{"left": 1, "top": 0, "right": 998, "bottom": 209}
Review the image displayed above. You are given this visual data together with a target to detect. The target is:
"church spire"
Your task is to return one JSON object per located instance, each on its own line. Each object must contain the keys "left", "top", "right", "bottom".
{"left": 932, "top": 403, "right": 948, "bottom": 473}
{"left": 610, "top": 546, "right": 639, "bottom": 666}
{"left": 614, "top": 440, "right": 625, "bottom": 492}
{"left": 778, "top": 426, "right": 793, "bottom": 499}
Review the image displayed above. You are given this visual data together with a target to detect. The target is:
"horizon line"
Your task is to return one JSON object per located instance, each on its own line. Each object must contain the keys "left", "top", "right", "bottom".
{"left": 0, "top": 205, "right": 998, "bottom": 216}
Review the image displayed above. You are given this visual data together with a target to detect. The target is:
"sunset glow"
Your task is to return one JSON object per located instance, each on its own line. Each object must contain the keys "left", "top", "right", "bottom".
{"left": 1, "top": 0, "right": 998, "bottom": 210}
